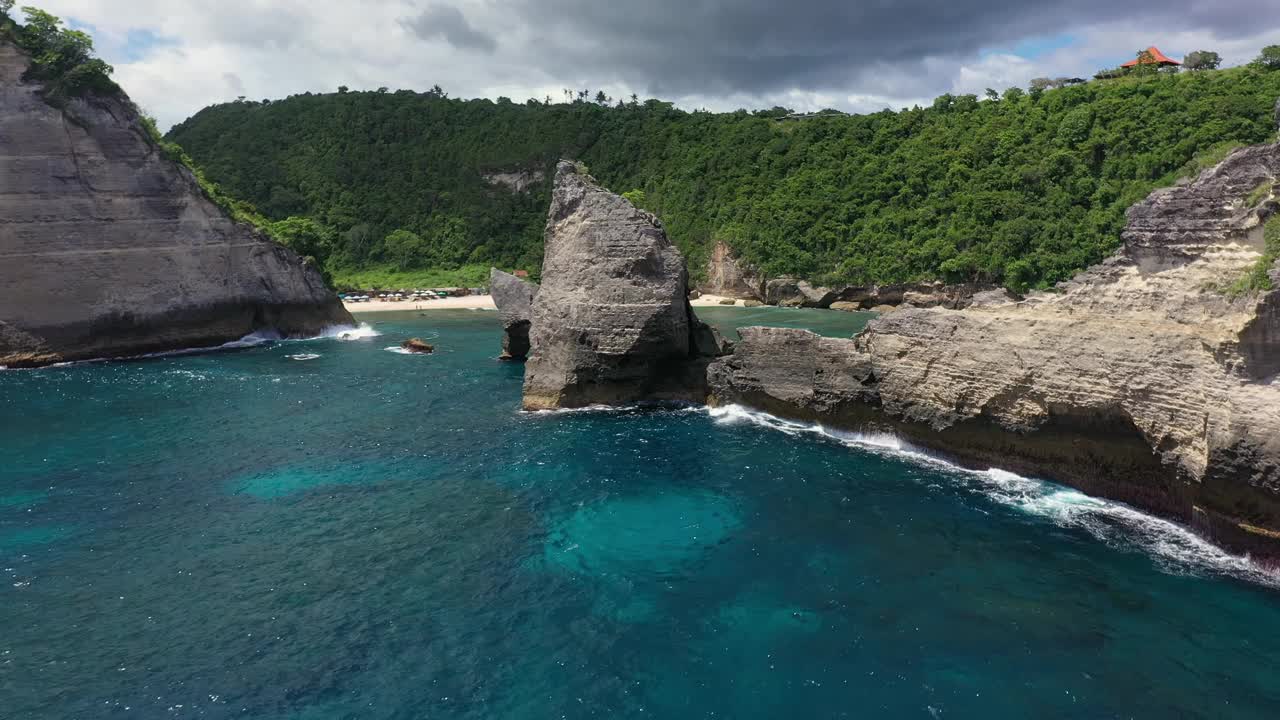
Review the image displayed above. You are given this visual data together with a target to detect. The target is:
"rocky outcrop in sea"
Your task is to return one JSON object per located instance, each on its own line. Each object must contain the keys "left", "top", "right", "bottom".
{"left": 521, "top": 161, "right": 728, "bottom": 409}
{"left": 0, "top": 40, "right": 350, "bottom": 368}
{"left": 489, "top": 268, "right": 537, "bottom": 360}
{"left": 708, "top": 140, "right": 1280, "bottom": 559}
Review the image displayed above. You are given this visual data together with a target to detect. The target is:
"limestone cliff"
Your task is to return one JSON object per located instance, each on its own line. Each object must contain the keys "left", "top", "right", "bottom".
{"left": 522, "top": 161, "right": 727, "bottom": 409}
{"left": 482, "top": 167, "right": 544, "bottom": 193}
{"left": 699, "top": 241, "right": 765, "bottom": 300}
{"left": 0, "top": 41, "right": 351, "bottom": 368}
{"left": 489, "top": 268, "right": 537, "bottom": 360}
{"left": 709, "top": 141, "right": 1280, "bottom": 559}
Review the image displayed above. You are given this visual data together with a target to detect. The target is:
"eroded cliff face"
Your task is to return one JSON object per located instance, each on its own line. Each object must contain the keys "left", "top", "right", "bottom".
{"left": 699, "top": 241, "right": 765, "bottom": 300}
{"left": 482, "top": 167, "right": 544, "bottom": 193}
{"left": 0, "top": 42, "right": 351, "bottom": 368}
{"left": 709, "top": 141, "right": 1280, "bottom": 559}
{"left": 522, "top": 161, "right": 726, "bottom": 409}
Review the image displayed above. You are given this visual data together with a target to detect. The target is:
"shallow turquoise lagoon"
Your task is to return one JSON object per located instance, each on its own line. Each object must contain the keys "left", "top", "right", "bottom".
{"left": 2, "top": 308, "right": 1278, "bottom": 719}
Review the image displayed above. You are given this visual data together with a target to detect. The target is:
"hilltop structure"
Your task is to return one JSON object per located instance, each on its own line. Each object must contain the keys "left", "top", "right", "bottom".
{"left": 1123, "top": 46, "right": 1181, "bottom": 68}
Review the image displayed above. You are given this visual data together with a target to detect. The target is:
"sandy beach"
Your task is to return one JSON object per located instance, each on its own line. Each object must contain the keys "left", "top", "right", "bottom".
{"left": 690, "top": 294, "right": 747, "bottom": 307}
{"left": 345, "top": 295, "right": 497, "bottom": 313}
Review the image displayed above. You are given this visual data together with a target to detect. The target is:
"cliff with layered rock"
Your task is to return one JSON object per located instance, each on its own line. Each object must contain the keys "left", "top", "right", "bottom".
{"left": 0, "top": 41, "right": 350, "bottom": 368}
{"left": 522, "top": 162, "right": 728, "bottom": 410}
{"left": 708, "top": 139, "right": 1280, "bottom": 559}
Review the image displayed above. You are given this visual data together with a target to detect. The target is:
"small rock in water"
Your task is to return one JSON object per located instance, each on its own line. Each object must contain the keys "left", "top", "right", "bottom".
{"left": 743, "top": 299, "right": 764, "bottom": 308}
{"left": 401, "top": 338, "right": 434, "bottom": 354}
{"left": 718, "top": 298, "right": 737, "bottom": 305}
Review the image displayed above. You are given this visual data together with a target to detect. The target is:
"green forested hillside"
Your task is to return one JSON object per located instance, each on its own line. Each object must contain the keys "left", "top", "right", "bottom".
{"left": 168, "top": 64, "right": 1280, "bottom": 290}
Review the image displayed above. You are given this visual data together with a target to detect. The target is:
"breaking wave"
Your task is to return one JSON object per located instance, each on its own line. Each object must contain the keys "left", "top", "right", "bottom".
{"left": 3, "top": 324, "right": 377, "bottom": 372}
{"left": 316, "top": 323, "right": 380, "bottom": 341}
{"left": 708, "top": 404, "right": 1280, "bottom": 588}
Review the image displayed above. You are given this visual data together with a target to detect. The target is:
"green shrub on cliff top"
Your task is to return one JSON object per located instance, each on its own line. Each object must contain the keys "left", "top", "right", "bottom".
{"left": 6, "top": 6, "right": 117, "bottom": 99}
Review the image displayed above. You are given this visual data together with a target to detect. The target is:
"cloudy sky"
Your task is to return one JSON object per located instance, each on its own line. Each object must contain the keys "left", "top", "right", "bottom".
{"left": 31, "top": 0, "right": 1280, "bottom": 128}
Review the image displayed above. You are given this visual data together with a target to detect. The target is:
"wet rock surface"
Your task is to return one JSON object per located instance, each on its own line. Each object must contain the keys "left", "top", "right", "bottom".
{"left": 400, "top": 338, "right": 434, "bottom": 354}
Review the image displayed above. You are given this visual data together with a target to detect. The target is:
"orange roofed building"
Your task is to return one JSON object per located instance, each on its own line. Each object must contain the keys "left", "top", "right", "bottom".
{"left": 1122, "top": 46, "right": 1181, "bottom": 68}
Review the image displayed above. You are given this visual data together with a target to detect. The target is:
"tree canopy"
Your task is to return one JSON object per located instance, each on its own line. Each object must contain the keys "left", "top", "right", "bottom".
{"left": 1184, "top": 51, "right": 1222, "bottom": 71}
{"left": 168, "top": 58, "right": 1280, "bottom": 291}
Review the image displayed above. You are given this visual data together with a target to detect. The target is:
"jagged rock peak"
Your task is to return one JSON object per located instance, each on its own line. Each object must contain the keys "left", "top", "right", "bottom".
{"left": 522, "top": 160, "right": 726, "bottom": 409}
{"left": 489, "top": 268, "right": 537, "bottom": 361}
{"left": 0, "top": 40, "right": 351, "bottom": 368}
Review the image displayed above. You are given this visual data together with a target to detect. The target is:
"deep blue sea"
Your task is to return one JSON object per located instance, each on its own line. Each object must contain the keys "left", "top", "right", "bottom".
{"left": 4, "top": 307, "right": 1280, "bottom": 720}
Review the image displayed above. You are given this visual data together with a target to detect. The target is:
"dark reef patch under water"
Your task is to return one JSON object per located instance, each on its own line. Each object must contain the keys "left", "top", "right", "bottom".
{"left": 2, "top": 309, "right": 1279, "bottom": 719}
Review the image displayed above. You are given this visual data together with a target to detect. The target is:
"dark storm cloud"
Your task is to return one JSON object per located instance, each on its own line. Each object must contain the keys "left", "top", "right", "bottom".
{"left": 502, "top": 0, "right": 1272, "bottom": 97}
{"left": 404, "top": 4, "right": 498, "bottom": 53}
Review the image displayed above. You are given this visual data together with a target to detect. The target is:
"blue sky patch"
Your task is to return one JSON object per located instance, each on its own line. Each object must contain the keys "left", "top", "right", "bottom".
{"left": 122, "top": 28, "right": 179, "bottom": 62}
{"left": 981, "top": 32, "right": 1078, "bottom": 60}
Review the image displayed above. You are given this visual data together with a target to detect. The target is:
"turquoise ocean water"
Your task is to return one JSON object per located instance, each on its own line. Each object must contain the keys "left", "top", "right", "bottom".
{"left": 3, "top": 307, "right": 1279, "bottom": 719}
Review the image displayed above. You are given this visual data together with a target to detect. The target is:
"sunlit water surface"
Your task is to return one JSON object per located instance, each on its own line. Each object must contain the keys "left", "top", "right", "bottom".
{"left": 2, "top": 308, "right": 1278, "bottom": 719}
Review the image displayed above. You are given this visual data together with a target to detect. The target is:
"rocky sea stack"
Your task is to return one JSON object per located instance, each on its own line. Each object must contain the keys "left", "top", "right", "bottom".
{"left": 709, "top": 140, "right": 1280, "bottom": 559}
{"left": 489, "top": 267, "right": 537, "bottom": 361}
{"left": 0, "top": 40, "right": 351, "bottom": 368}
{"left": 521, "top": 161, "right": 728, "bottom": 409}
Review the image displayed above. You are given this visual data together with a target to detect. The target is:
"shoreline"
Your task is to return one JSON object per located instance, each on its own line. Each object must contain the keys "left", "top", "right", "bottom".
{"left": 690, "top": 294, "right": 748, "bottom": 307}
{"left": 347, "top": 294, "right": 753, "bottom": 313}
{"left": 345, "top": 295, "right": 497, "bottom": 313}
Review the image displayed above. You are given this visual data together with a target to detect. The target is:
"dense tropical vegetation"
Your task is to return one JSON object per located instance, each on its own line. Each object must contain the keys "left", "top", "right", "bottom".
{"left": 10, "top": 2, "right": 1280, "bottom": 292}
{"left": 170, "top": 54, "right": 1280, "bottom": 291}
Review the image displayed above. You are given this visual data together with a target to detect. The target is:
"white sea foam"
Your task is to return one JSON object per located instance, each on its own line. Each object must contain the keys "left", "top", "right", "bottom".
{"left": 316, "top": 323, "right": 380, "bottom": 341}
{"left": 218, "top": 330, "right": 281, "bottom": 349}
{"left": 2, "top": 323, "right": 371, "bottom": 373}
{"left": 707, "top": 404, "right": 1280, "bottom": 588}
{"left": 286, "top": 353, "right": 321, "bottom": 361}
{"left": 2, "top": 330, "right": 284, "bottom": 371}
{"left": 708, "top": 405, "right": 944, "bottom": 466}
{"left": 972, "top": 468, "right": 1280, "bottom": 588}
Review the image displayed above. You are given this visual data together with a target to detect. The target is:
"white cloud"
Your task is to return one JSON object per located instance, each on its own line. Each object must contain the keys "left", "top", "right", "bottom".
{"left": 26, "top": 0, "right": 1280, "bottom": 129}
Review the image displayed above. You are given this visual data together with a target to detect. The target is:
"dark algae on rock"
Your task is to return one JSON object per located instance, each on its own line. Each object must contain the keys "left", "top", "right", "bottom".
{"left": 0, "top": 38, "right": 351, "bottom": 368}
